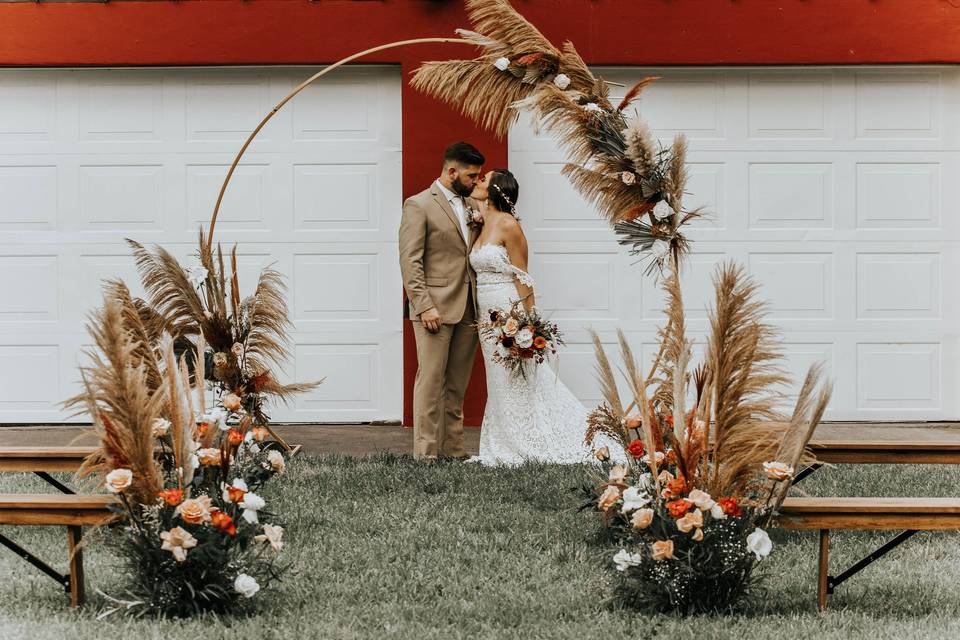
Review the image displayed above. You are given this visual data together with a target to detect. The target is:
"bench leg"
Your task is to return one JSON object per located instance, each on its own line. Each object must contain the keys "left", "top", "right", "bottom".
{"left": 817, "top": 529, "right": 830, "bottom": 612}
{"left": 66, "top": 526, "right": 85, "bottom": 608}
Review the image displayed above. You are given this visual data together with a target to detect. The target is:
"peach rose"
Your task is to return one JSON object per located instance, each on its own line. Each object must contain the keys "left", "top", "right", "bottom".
{"left": 503, "top": 318, "right": 519, "bottom": 337}
{"left": 105, "top": 468, "right": 133, "bottom": 494}
{"left": 267, "top": 450, "right": 285, "bottom": 473}
{"left": 676, "top": 508, "right": 704, "bottom": 533}
{"left": 692, "top": 528, "right": 704, "bottom": 542}
{"left": 631, "top": 508, "right": 654, "bottom": 530}
{"left": 176, "top": 495, "right": 212, "bottom": 524}
{"left": 251, "top": 427, "right": 270, "bottom": 442}
{"left": 623, "top": 414, "right": 642, "bottom": 430}
{"left": 160, "top": 526, "right": 197, "bottom": 562}
{"left": 763, "top": 461, "right": 794, "bottom": 481}
{"left": 598, "top": 485, "right": 621, "bottom": 512}
{"left": 594, "top": 446, "right": 610, "bottom": 462}
{"left": 197, "top": 447, "right": 221, "bottom": 466}
{"left": 223, "top": 393, "right": 242, "bottom": 412}
{"left": 651, "top": 539, "right": 674, "bottom": 561}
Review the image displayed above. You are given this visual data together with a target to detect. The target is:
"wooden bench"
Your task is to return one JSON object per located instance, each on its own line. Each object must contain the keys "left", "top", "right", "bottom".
{"left": 0, "top": 447, "right": 97, "bottom": 494}
{"left": 0, "top": 494, "right": 117, "bottom": 607}
{"left": 775, "top": 497, "right": 960, "bottom": 610}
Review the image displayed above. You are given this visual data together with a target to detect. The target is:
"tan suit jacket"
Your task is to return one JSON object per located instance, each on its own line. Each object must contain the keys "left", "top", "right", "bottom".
{"left": 399, "top": 183, "right": 479, "bottom": 324}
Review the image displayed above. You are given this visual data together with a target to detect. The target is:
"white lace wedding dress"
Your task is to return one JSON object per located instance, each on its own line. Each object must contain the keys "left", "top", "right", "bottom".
{"left": 469, "top": 243, "right": 596, "bottom": 465}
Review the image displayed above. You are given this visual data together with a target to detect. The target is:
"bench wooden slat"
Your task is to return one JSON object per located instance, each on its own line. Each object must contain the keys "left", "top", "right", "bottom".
{"left": 0, "top": 447, "right": 97, "bottom": 472}
{"left": 777, "top": 497, "right": 960, "bottom": 530}
{"left": 0, "top": 494, "right": 117, "bottom": 526}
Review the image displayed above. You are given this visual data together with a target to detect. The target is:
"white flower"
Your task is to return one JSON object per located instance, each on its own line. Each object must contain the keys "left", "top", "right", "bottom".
{"left": 583, "top": 102, "right": 602, "bottom": 112}
{"left": 687, "top": 489, "right": 715, "bottom": 511}
{"left": 267, "top": 450, "right": 285, "bottom": 473}
{"left": 151, "top": 417, "right": 171, "bottom": 438}
{"left": 613, "top": 549, "right": 644, "bottom": 572}
{"left": 763, "top": 461, "right": 795, "bottom": 481}
{"left": 710, "top": 503, "right": 727, "bottom": 520}
{"left": 222, "top": 477, "right": 248, "bottom": 503}
{"left": 553, "top": 73, "right": 570, "bottom": 90}
{"left": 240, "top": 492, "right": 266, "bottom": 524}
{"left": 186, "top": 265, "right": 208, "bottom": 288}
{"left": 652, "top": 200, "right": 673, "bottom": 221}
{"left": 493, "top": 57, "right": 510, "bottom": 71}
{"left": 621, "top": 171, "right": 636, "bottom": 185}
{"left": 620, "top": 486, "right": 650, "bottom": 513}
{"left": 635, "top": 472, "right": 654, "bottom": 493}
{"left": 651, "top": 239, "right": 671, "bottom": 259}
{"left": 190, "top": 454, "right": 200, "bottom": 470}
{"left": 233, "top": 573, "right": 260, "bottom": 598}
{"left": 105, "top": 468, "right": 133, "bottom": 493}
{"left": 746, "top": 527, "right": 773, "bottom": 560}
{"left": 643, "top": 451, "right": 666, "bottom": 467}
{"left": 254, "top": 523, "right": 284, "bottom": 552}
{"left": 249, "top": 443, "right": 261, "bottom": 455}
{"left": 515, "top": 327, "right": 534, "bottom": 348}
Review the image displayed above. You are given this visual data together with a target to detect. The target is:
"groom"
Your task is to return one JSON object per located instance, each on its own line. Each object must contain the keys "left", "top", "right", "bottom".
{"left": 399, "top": 141, "right": 485, "bottom": 461}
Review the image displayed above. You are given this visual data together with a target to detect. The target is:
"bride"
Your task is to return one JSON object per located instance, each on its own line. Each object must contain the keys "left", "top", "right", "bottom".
{"left": 468, "top": 169, "right": 605, "bottom": 465}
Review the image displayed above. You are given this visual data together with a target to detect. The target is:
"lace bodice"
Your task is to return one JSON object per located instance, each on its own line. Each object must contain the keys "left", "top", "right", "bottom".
{"left": 469, "top": 243, "right": 535, "bottom": 289}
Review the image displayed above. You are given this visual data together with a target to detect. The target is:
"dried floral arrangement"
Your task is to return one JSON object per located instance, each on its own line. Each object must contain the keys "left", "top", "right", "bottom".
{"left": 66, "top": 232, "right": 320, "bottom": 616}
{"left": 581, "top": 260, "right": 832, "bottom": 613}
{"left": 412, "top": 0, "right": 700, "bottom": 273}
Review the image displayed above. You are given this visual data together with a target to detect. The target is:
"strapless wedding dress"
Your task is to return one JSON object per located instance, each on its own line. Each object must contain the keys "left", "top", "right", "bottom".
{"left": 468, "top": 243, "right": 597, "bottom": 465}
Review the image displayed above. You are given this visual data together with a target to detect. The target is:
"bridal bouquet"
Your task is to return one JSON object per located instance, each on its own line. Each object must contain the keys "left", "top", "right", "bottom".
{"left": 477, "top": 300, "right": 564, "bottom": 378}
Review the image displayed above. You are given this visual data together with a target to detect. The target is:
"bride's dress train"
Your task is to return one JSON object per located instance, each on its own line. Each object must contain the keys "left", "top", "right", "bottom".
{"left": 469, "top": 243, "right": 597, "bottom": 465}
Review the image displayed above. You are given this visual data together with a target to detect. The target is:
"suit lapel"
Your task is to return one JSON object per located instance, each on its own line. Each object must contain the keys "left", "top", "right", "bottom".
{"left": 431, "top": 184, "right": 467, "bottom": 247}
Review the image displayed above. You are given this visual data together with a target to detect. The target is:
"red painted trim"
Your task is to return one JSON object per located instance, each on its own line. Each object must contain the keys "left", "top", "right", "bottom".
{"left": 4, "top": 0, "right": 960, "bottom": 425}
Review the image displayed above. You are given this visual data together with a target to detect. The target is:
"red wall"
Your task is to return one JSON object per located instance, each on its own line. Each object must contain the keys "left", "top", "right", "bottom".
{"left": 2, "top": 0, "right": 959, "bottom": 426}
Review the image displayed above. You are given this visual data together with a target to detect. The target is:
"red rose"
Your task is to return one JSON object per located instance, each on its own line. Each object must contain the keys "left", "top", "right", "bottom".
{"left": 210, "top": 510, "right": 237, "bottom": 536}
{"left": 666, "top": 499, "right": 692, "bottom": 518}
{"left": 718, "top": 497, "right": 742, "bottom": 517}
{"left": 625, "top": 438, "right": 645, "bottom": 459}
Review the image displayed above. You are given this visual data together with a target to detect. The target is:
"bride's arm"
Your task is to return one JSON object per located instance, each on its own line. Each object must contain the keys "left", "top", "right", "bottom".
{"left": 503, "top": 223, "right": 535, "bottom": 312}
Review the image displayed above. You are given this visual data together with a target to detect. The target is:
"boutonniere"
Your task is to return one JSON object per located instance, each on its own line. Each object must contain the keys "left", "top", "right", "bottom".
{"left": 467, "top": 207, "right": 484, "bottom": 227}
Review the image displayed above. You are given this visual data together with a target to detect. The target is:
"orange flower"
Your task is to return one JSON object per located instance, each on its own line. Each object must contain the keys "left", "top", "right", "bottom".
{"left": 666, "top": 476, "right": 687, "bottom": 497}
{"left": 177, "top": 496, "right": 212, "bottom": 524}
{"left": 210, "top": 510, "right": 237, "bottom": 536}
{"left": 224, "top": 485, "right": 247, "bottom": 504}
{"left": 624, "top": 414, "right": 642, "bottom": 430}
{"left": 159, "top": 488, "right": 184, "bottom": 506}
{"left": 625, "top": 438, "right": 645, "bottom": 459}
{"left": 651, "top": 539, "right": 674, "bottom": 561}
{"left": 227, "top": 428, "right": 244, "bottom": 447}
{"left": 197, "top": 422, "right": 211, "bottom": 437}
{"left": 533, "top": 336, "right": 547, "bottom": 350}
{"left": 598, "top": 486, "right": 621, "bottom": 512}
{"left": 251, "top": 427, "right": 270, "bottom": 443}
{"left": 666, "top": 499, "right": 692, "bottom": 519}
{"left": 223, "top": 393, "right": 242, "bottom": 412}
{"left": 718, "top": 497, "right": 742, "bottom": 517}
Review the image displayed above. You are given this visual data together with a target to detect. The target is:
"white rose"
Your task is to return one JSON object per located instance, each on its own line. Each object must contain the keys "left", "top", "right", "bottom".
{"left": 687, "top": 489, "right": 715, "bottom": 511}
{"left": 186, "top": 265, "right": 208, "bottom": 288}
{"left": 254, "top": 523, "right": 284, "bottom": 552}
{"left": 612, "top": 549, "right": 643, "bottom": 572}
{"left": 553, "top": 73, "right": 570, "bottom": 90}
{"left": 493, "top": 57, "right": 510, "bottom": 71}
{"left": 652, "top": 200, "right": 673, "bottom": 221}
{"left": 233, "top": 573, "right": 260, "bottom": 598}
{"left": 651, "top": 239, "right": 671, "bottom": 259}
{"left": 515, "top": 327, "right": 534, "bottom": 348}
{"left": 620, "top": 486, "right": 650, "bottom": 513}
{"left": 240, "top": 492, "right": 266, "bottom": 524}
{"left": 710, "top": 503, "right": 727, "bottom": 520}
{"left": 105, "top": 468, "right": 133, "bottom": 493}
{"left": 746, "top": 527, "right": 773, "bottom": 560}
{"left": 763, "top": 461, "right": 795, "bottom": 481}
{"left": 583, "top": 102, "right": 602, "bottom": 112}
{"left": 152, "top": 417, "right": 171, "bottom": 438}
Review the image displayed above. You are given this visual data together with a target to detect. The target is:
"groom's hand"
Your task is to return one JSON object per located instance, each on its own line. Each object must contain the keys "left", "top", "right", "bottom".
{"left": 420, "top": 307, "right": 442, "bottom": 333}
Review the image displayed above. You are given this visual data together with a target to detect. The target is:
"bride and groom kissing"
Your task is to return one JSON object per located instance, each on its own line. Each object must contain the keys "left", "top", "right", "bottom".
{"left": 399, "top": 141, "right": 606, "bottom": 466}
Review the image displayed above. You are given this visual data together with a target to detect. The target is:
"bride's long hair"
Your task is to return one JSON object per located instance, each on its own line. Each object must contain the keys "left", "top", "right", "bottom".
{"left": 488, "top": 169, "right": 520, "bottom": 220}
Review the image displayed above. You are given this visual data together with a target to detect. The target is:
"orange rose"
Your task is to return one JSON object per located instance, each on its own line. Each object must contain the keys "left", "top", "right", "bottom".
{"left": 251, "top": 427, "right": 270, "bottom": 443}
{"left": 210, "top": 510, "right": 237, "bottom": 536}
{"left": 197, "top": 422, "right": 211, "bottom": 437}
{"left": 197, "top": 447, "right": 221, "bottom": 466}
{"left": 625, "top": 438, "right": 645, "bottom": 459}
{"left": 159, "top": 488, "right": 184, "bottom": 506}
{"left": 624, "top": 414, "right": 642, "bottom": 430}
{"left": 666, "top": 477, "right": 687, "bottom": 498}
{"left": 223, "top": 393, "right": 242, "bottom": 412}
{"left": 666, "top": 499, "right": 692, "bottom": 519}
{"left": 227, "top": 428, "right": 244, "bottom": 447}
{"left": 651, "top": 539, "right": 674, "bottom": 561}
{"left": 676, "top": 509, "right": 703, "bottom": 533}
{"left": 718, "top": 497, "right": 742, "bottom": 517}
{"left": 533, "top": 336, "right": 547, "bottom": 350}
{"left": 224, "top": 485, "right": 247, "bottom": 504}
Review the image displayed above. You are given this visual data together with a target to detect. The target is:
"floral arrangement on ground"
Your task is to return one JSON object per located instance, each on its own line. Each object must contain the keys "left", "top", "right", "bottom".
{"left": 67, "top": 231, "right": 320, "bottom": 617}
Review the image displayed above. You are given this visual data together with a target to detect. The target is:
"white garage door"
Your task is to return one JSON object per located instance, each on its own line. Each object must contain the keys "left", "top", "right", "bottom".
{"left": 511, "top": 66, "right": 960, "bottom": 421}
{"left": 0, "top": 66, "right": 403, "bottom": 424}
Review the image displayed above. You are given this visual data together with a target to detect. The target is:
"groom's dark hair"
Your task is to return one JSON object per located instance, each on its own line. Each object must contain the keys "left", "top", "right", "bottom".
{"left": 443, "top": 141, "right": 485, "bottom": 167}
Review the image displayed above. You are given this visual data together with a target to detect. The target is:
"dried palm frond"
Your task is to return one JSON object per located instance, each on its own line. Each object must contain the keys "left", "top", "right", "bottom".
{"left": 73, "top": 298, "right": 164, "bottom": 505}
{"left": 590, "top": 330, "right": 623, "bottom": 417}
{"left": 704, "top": 262, "right": 790, "bottom": 494}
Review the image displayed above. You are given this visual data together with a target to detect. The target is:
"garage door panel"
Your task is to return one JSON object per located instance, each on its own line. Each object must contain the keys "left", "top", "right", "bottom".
{"left": 0, "top": 67, "right": 402, "bottom": 423}
{"left": 512, "top": 66, "right": 960, "bottom": 420}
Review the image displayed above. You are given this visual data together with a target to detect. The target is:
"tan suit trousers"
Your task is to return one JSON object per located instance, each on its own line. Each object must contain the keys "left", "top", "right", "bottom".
{"left": 411, "top": 290, "right": 478, "bottom": 459}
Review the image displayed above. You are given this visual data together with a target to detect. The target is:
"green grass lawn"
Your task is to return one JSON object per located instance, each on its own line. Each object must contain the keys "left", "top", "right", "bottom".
{"left": 2, "top": 455, "right": 959, "bottom": 639}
